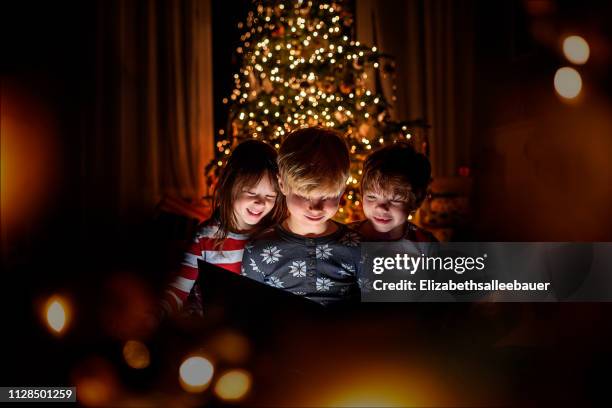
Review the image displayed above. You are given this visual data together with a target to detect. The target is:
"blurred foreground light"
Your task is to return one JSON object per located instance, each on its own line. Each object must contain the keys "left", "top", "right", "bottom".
{"left": 214, "top": 369, "right": 251, "bottom": 402}
{"left": 45, "top": 296, "right": 70, "bottom": 335}
{"left": 179, "top": 356, "right": 214, "bottom": 393}
{"left": 563, "top": 35, "right": 589, "bottom": 65}
{"left": 325, "top": 382, "right": 417, "bottom": 407}
{"left": 207, "top": 331, "right": 250, "bottom": 364}
{"left": 123, "top": 340, "right": 150, "bottom": 369}
{"left": 311, "top": 365, "right": 439, "bottom": 407}
{"left": 72, "top": 356, "right": 119, "bottom": 407}
{"left": 554, "top": 67, "right": 582, "bottom": 100}
{"left": 1, "top": 83, "right": 60, "bottom": 236}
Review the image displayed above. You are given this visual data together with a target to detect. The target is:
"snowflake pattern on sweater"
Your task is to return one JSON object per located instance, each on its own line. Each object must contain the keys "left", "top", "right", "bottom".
{"left": 242, "top": 222, "right": 362, "bottom": 305}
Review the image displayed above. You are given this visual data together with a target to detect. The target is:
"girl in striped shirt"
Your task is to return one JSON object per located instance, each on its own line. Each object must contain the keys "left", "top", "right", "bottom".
{"left": 161, "top": 140, "right": 285, "bottom": 317}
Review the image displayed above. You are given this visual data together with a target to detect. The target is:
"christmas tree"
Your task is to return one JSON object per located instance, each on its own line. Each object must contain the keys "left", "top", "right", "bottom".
{"left": 211, "top": 0, "right": 428, "bottom": 221}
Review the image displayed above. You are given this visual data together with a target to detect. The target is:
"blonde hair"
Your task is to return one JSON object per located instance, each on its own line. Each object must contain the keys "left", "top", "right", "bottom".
{"left": 278, "top": 127, "right": 350, "bottom": 196}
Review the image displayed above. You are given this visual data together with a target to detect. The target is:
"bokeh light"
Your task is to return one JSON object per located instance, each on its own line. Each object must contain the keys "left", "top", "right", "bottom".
{"left": 122, "top": 340, "right": 150, "bottom": 369}
{"left": 179, "top": 356, "right": 214, "bottom": 393}
{"left": 44, "top": 295, "right": 70, "bottom": 335}
{"left": 554, "top": 67, "right": 582, "bottom": 100}
{"left": 562, "top": 35, "right": 590, "bottom": 65}
{"left": 207, "top": 330, "right": 250, "bottom": 364}
{"left": 214, "top": 369, "right": 252, "bottom": 402}
{"left": 1, "top": 84, "right": 60, "bottom": 237}
{"left": 71, "top": 356, "right": 119, "bottom": 407}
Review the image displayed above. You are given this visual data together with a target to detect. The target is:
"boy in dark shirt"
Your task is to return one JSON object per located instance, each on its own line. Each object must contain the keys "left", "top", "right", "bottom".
{"left": 242, "top": 127, "right": 361, "bottom": 305}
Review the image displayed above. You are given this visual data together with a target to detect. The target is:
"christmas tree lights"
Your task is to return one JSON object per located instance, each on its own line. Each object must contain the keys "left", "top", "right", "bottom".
{"left": 210, "top": 0, "right": 428, "bottom": 220}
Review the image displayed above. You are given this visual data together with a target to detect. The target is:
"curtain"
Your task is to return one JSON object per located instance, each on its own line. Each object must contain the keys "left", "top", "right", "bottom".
{"left": 86, "top": 0, "right": 214, "bottom": 221}
{"left": 356, "top": 0, "right": 474, "bottom": 177}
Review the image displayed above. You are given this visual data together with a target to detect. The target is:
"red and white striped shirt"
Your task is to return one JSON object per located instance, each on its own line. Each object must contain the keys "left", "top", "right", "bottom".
{"left": 161, "top": 221, "right": 249, "bottom": 315}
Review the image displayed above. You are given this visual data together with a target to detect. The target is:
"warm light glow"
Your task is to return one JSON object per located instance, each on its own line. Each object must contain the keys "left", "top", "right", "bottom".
{"left": 76, "top": 378, "right": 113, "bottom": 407}
{"left": 214, "top": 369, "right": 252, "bottom": 401}
{"left": 179, "top": 356, "right": 214, "bottom": 393}
{"left": 207, "top": 331, "right": 251, "bottom": 364}
{"left": 1, "top": 85, "right": 59, "bottom": 235}
{"left": 562, "top": 35, "right": 589, "bottom": 65}
{"left": 47, "top": 301, "right": 66, "bottom": 332}
{"left": 322, "top": 378, "right": 425, "bottom": 407}
{"left": 329, "top": 394, "right": 408, "bottom": 407}
{"left": 314, "top": 372, "right": 437, "bottom": 407}
{"left": 45, "top": 296, "right": 70, "bottom": 334}
{"left": 554, "top": 67, "right": 582, "bottom": 99}
{"left": 123, "top": 340, "right": 150, "bottom": 369}
{"left": 71, "top": 357, "right": 118, "bottom": 407}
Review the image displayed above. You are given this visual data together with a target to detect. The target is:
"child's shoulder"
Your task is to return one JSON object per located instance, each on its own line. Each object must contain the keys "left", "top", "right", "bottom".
{"left": 195, "top": 218, "right": 220, "bottom": 234}
{"left": 249, "top": 225, "right": 279, "bottom": 242}
{"left": 243, "top": 225, "right": 288, "bottom": 258}
{"left": 346, "top": 219, "right": 366, "bottom": 232}
{"left": 404, "top": 222, "right": 438, "bottom": 242}
{"left": 194, "top": 218, "right": 249, "bottom": 241}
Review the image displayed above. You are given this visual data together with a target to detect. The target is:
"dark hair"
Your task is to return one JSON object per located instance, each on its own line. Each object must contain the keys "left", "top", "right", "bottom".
{"left": 361, "top": 142, "right": 432, "bottom": 212}
{"left": 210, "top": 139, "right": 285, "bottom": 248}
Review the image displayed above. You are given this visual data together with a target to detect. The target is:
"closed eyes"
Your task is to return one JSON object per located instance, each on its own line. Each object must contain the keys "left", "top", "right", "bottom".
{"left": 365, "top": 193, "right": 405, "bottom": 204}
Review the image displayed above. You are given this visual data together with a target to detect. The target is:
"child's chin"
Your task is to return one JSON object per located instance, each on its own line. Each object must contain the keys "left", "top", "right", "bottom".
{"left": 304, "top": 215, "right": 327, "bottom": 223}
{"left": 372, "top": 222, "right": 396, "bottom": 233}
{"left": 246, "top": 216, "right": 263, "bottom": 225}
{"left": 245, "top": 210, "right": 264, "bottom": 221}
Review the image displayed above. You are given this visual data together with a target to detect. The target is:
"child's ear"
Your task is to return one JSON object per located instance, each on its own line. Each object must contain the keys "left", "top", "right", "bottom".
{"left": 277, "top": 175, "right": 287, "bottom": 195}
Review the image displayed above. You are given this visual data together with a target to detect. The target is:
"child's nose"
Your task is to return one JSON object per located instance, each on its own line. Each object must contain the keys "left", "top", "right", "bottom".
{"left": 377, "top": 202, "right": 390, "bottom": 211}
{"left": 309, "top": 200, "right": 324, "bottom": 211}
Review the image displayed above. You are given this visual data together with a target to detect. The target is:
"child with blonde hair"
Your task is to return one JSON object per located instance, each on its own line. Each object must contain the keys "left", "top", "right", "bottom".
{"left": 242, "top": 127, "right": 361, "bottom": 305}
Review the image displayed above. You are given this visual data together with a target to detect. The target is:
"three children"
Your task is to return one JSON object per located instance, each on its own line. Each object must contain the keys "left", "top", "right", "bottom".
{"left": 165, "top": 126, "right": 436, "bottom": 310}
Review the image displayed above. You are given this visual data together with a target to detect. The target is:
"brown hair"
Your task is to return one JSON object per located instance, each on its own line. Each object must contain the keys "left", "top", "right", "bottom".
{"left": 277, "top": 127, "right": 350, "bottom": 196}
{"left": 209, "top": 139, "right": 285, "bottom": 248}
{"left": 361, "top": 142, "right": 431, "bottom": 212}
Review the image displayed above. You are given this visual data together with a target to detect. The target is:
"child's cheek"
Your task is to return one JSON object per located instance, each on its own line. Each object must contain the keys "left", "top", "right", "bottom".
{"left": 233, "top": 196, "right": 245, "bottom": 213}
{"left": 327, "top": 198, "right": 341, "bottom": 212}
{"left": 393, "top": 206, "right": 409, "bottom": 221}
{"left": 361, "top": 201, "right": 373, "bottom": 217}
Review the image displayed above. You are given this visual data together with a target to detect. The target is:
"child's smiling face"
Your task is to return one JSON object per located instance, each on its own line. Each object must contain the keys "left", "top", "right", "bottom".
{"left": 233, "top": 172, "right": 278, "bottom": 231}
{"left": 362, "top": 189, "right": 410, "bottom": 236}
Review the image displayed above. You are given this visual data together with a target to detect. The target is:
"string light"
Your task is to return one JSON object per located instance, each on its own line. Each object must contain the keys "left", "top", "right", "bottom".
{"left": 216, "top": 0, "right": 414, "bottom": 220}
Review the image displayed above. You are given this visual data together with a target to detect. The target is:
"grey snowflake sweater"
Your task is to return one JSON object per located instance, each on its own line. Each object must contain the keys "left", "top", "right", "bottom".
{"left": 241, "top": 221, "right": 362, "bottom": 305}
